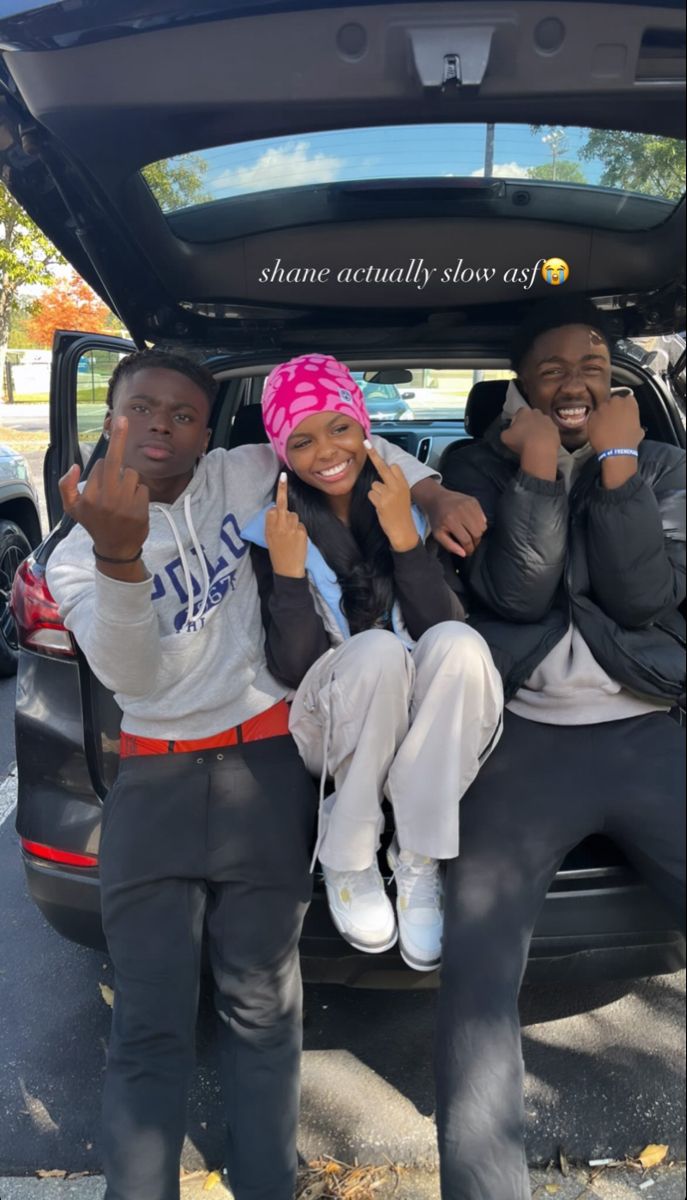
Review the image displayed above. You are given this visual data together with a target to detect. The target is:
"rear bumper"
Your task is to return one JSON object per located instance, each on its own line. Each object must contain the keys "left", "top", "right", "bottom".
{"left": 17, "top": 646, "right": 686, "bottom": 987}
{"left": 22, "top": 852, "right": 686, "bottom": 989}
{"left": 23, "top": 853, "right": 103, "bottom": 950}
{"left": 299, "top": 878, "right": 685, "bottom": 988}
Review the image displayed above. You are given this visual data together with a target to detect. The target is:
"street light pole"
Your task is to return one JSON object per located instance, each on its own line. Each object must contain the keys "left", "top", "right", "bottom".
{"left": 541, "top": 128, "right": 567, "bottom": 181}
{"left": 484, "top": 123, "right": 495, "bottom": 176}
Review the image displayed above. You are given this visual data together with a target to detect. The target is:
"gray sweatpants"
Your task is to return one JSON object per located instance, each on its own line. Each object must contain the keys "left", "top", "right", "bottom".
{"left": 288, "top": 622, "right": 504, "bottom": 870}
{"left": 99, "top": 738, "right": 317, "bottom": 1200}
{"left": 435, "top": 709, "right": 686, "bottom": 1200}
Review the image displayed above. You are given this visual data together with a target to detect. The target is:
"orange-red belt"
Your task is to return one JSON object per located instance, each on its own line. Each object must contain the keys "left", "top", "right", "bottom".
{"left": 119, "top": 699, "right": 291, "bottom": 758}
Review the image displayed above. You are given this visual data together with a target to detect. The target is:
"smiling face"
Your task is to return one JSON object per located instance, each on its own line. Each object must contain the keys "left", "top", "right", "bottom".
{"left": 106, "top": 366, "right": 211, "bottom": 503}
{"left": 518, "top": 323, "right": 612, "bottom": 449}
{"left": 286, "top": 411, "right": 367, "bottom": 506}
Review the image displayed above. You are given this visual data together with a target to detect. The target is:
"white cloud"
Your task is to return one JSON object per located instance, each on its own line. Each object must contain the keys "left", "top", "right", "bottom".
{"left": 211, "top": 141, "right": 342, "bottom": 194}
{"left": 471, "top": 162, "right": 531, "bottom": 179}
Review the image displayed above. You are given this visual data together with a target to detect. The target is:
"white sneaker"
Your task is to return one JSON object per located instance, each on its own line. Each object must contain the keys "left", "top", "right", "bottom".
{"left": 321, "top": 862, "right": 397, "bottom": 953}
{"left": 387, "top": 839, "right": 443, "bottom": 971}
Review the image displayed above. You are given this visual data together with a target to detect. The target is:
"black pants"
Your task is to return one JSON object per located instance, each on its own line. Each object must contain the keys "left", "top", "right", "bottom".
{"left": 99, "top": 737, "right": 317, "bottom": 1200}
{"left": 435, "top": 710, "right": 686, "bottom": 1200}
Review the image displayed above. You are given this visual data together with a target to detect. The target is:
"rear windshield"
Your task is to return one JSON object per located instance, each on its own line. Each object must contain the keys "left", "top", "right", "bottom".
{"left": 353, "top": 369, "right": 513, "bottom": 422}
{"left": 143, "top": 123, "right": 685, "bottom": 225}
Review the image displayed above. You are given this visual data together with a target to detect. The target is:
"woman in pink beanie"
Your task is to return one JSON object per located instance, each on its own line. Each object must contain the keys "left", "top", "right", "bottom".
{"left": 242, "top": 354, "right": 503, "bottom": 971}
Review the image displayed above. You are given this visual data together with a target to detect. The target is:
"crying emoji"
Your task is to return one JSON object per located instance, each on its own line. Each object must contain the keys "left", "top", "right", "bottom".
{"left": 541, "top": 257, "right": 570, "bottom": 286}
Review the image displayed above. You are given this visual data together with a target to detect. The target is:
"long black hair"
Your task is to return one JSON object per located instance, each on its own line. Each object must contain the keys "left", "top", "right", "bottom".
{"left": 283, "top": 458, "right": 396, "bottom": 635}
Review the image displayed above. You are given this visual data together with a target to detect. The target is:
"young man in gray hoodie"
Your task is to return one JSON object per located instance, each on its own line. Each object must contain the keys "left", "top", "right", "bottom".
{"left": 47, "top": 348, "right": 485, "bottom": 1200}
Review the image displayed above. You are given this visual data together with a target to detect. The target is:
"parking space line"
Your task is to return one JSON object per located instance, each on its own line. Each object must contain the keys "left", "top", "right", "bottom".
{"left": 0, "top": 771, "right": 18, "bottom": 828}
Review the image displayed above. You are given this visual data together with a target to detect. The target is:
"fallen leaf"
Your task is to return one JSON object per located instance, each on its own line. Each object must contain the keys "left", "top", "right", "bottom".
{"left": 558, "top": 1147, "right": 570, "bottom": 1177}
{"left": 545, "top": 1187, "right": 560, "bottom": 1195}
{"left": 99, "top": 983, "right": 114, "bottom": 1008}
{"left": 296, "top": 1183, "right": 329, "bottom": 1200}
{"left": 638, "top": 1145, "right": 669, "bottom": 1169}
{"left": 36, "top": 1171, "right": 67, "bottom": 1179}
{"left": 203, "top": 1170, "right": 223, "bottom": 1191}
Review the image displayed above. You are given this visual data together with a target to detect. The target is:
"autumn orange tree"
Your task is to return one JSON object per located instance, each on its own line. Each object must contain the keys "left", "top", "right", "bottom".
{"left": 26, "top": 271, "right": 118, "bottom": 348}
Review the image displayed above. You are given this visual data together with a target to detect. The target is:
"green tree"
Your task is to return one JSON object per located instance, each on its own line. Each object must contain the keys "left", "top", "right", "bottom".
{"left": 578, "top": 131, "right": 685, "bottom": 199}
{"left": 8, "top": 298, "right": 38, "bottom": 350}
{"left": 528, "top": 161, "right": 588, "bottom": 184}
{"left": 0, "top": 184, "right": 62, "bottom": 399}
{"left": 1, "top": 154, "right": 210, "bottom": 399}
{"left": 141, "top": 153, "right": 211, "bottom": 211}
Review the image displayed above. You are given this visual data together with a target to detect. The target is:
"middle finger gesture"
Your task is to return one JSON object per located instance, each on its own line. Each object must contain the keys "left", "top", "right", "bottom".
{"left": 265, "top": 472, "right": 308, "bottom": 578}
{"left": 365, "top": 441, "right": 420, "bottom": 553}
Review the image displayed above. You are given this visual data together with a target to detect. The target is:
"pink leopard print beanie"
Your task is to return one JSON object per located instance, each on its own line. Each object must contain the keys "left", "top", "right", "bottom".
{"left": 262, "top": 354, "right": 371, "bottom": 463}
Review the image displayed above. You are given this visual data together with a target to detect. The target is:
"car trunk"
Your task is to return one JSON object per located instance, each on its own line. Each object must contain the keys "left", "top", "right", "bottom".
{"left": 4, "top": 0, "right": 685, "bottom": 960}
{"left": 44, "top": 337, "right": 682, "bottom": 798}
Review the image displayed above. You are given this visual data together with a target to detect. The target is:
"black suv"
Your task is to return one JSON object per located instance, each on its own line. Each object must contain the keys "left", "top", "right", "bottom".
{"left": 2, "top": 0, "right": 685, "bottom": 986}
{"left": 0, "top": 441, "right": 42, "bottom": 677}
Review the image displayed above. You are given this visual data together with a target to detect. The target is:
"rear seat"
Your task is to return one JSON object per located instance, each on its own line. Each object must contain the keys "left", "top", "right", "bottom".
{"left": 228, "top": 403, "right": 269, "bottom": 449}
{"left": 439, "top": 379, "right": 509, "bottom": 473}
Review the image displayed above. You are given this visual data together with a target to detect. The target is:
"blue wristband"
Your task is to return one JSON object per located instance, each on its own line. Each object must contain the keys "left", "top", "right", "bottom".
{"left": 597, "top": 448, "right": 639, "bottom": 463}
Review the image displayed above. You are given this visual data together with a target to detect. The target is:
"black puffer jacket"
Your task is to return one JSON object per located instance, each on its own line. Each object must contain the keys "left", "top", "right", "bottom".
{"left": 442, "top": 421, "right": 686, "bottom": 706}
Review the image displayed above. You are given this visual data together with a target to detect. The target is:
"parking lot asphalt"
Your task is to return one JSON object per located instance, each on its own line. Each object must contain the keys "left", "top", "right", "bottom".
{"left": 1, "top": 643, "right": 686, "bottom": 1183}
{"left": 0, "top": 1164, "right": 685, "bottom": 1199}
{"left": 0, "top": 719, "right": 684, "bottom": 1184}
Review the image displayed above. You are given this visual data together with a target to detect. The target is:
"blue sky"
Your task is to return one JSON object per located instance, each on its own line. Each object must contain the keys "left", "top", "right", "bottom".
{"left": 163, "top": 124, "right": 608, "bottom": 207}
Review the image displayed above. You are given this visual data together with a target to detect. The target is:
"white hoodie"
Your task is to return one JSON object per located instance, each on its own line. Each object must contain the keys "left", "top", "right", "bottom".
{"left": 46, "top": 439, "right": 436, "bottom": 740}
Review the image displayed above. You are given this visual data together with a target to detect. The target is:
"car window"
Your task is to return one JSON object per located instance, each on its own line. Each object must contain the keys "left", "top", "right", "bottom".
{"left": 367, "top": 369, "right": 513, "bottom": 421}
{"left": 76, "top": 348, "right": 125, "bottom": 462}
{"left": 144, "top": 123, "right": 684, "bottom": 232}
{"left": 258, "top": 367, "right": 513, "bottom": 422}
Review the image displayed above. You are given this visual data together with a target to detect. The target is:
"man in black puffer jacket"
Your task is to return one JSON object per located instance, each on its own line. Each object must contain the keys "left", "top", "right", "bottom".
{"left": 435, "top": 297, "right": 685, "bottom": 1200}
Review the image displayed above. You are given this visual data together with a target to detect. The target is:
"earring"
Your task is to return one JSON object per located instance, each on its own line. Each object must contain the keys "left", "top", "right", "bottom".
{"left": 103, "top": 431, "right": 110, "bottom": 441}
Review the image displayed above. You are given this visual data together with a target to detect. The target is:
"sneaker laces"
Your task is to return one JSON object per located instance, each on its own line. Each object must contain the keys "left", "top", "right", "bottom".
{"left": 391, "top": 854, "right": 442, "bottom": 912}
{"left": 325, "top": 863, "right": 385, "bottom": 902}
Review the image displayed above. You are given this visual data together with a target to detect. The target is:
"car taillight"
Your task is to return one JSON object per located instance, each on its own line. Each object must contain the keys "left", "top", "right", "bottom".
{"left": 20, "top": 837, "right": 98, "bottom": 868}
{"left": 10, "top": 557, "right": 76, "bottom": 658}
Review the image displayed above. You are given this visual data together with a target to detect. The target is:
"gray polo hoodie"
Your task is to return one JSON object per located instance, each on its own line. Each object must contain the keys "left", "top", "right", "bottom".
{"left": 46, "top": 439, "right": 435, "bottom": 740}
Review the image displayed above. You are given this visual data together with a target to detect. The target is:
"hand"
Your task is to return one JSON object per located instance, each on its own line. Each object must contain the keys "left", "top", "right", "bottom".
{"left": 410, "top": 474, "right": 486, "bottom": 556}
{"left": 365, "top": 442, "right": 419, "bottom": 552}
{"left": 59, "top": 417, "right": 149, "bottom": 561}
{"left": 265, "top": 473, "right": 308, "bottom": 578}
{"left": 587, "top": 389, "right": 644, "bottom": 455}
{"left": 500, "top": 406, "right": 560, "bottom": 458}
{"left": 501, "top": 407, "right": 560, "bottom": 481}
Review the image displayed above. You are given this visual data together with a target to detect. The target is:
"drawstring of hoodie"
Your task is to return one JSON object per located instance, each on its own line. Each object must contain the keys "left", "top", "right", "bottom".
{"left": 309, "top": 682, "right": 334, "bottom": 873}
{"left": 184, "top": 492, "right": 211, "bottom": 622}
{"left": 150, "top": 494, "right": 210, "bottom": 629}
